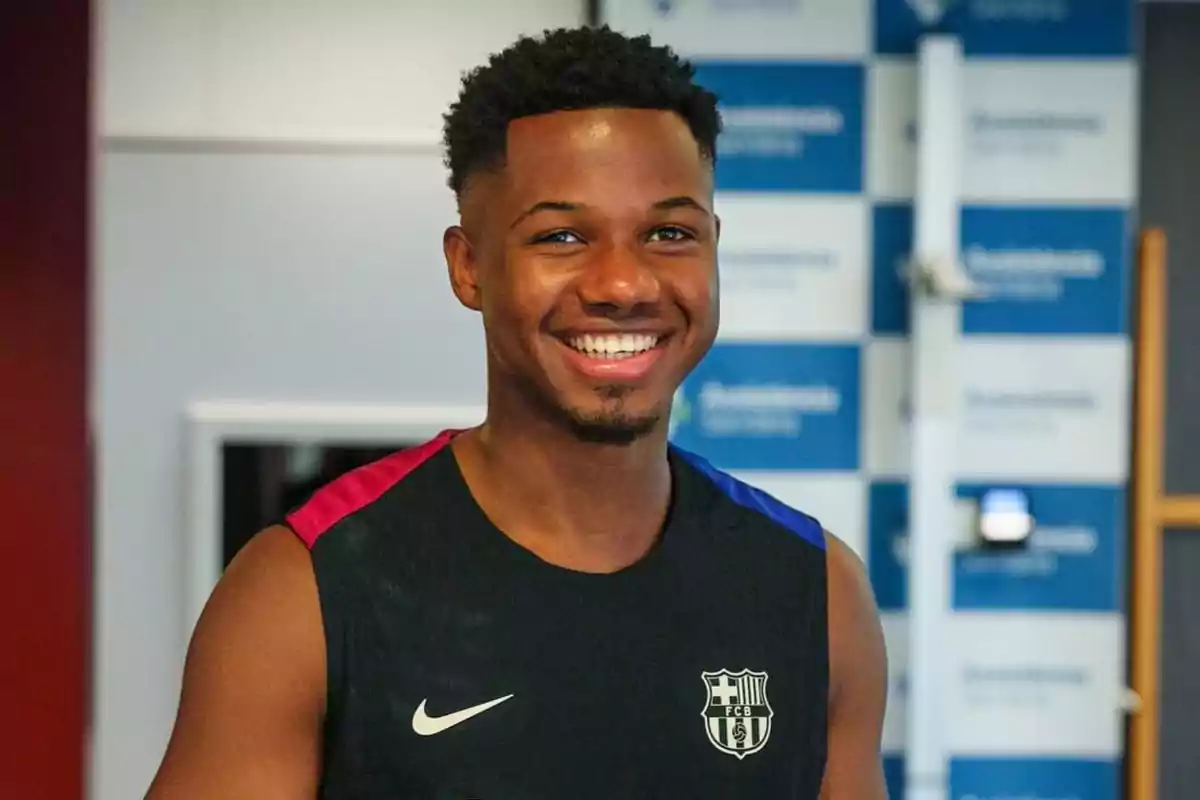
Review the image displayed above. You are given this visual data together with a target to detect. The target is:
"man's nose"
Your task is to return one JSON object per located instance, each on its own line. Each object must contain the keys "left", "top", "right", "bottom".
{"left": 576, "top": 247, "right": 662, "bottom": 315}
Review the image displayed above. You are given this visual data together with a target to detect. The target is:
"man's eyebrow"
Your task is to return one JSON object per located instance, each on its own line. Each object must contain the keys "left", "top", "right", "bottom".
{"left": 509, "top": 201, "right": 583, "bottom": 229}
{"left": 652, "top": 196, "right": 711, "bottom": 215}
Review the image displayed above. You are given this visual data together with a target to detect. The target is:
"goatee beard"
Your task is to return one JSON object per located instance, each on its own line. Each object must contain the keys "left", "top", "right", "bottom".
{"left": 552, "top": 383, "right": 662, "bottom": 446}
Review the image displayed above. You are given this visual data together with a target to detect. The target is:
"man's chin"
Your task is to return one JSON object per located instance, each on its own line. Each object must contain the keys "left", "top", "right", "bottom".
{"left": 563, "top": 407, "right": 662, "bottom": 446}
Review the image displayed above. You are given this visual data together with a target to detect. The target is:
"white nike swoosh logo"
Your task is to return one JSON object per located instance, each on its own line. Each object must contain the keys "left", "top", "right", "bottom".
{"left": 411, "top": 694, "right": 514, "bottom": 736}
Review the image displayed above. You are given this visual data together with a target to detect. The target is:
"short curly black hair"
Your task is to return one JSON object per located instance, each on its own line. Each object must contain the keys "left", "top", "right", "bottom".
{"left": 442, "top": 25, "right": 722, "bottom": 198}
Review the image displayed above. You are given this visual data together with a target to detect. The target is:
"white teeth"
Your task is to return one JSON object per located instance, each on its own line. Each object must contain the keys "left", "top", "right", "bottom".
{"left": 568, "top": 333, "right": 660, "bottom": 359}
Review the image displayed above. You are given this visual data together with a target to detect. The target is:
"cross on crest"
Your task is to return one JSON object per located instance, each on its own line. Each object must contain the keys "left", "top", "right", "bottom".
{"left": 701, "top": 669, "right": 774, "bottom": 759}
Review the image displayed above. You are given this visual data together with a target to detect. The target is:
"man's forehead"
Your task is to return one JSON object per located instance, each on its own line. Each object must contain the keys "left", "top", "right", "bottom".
{"left": 505, "top": 107, "right": 698, "bottom": 161}
{"left": 506, "top": 112, "right": 707, "bottom": 188}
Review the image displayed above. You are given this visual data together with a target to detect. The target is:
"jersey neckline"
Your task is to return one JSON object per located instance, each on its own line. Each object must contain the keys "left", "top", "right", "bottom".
{"left": 436, "top": 438, "right": 698, "bottom": 585}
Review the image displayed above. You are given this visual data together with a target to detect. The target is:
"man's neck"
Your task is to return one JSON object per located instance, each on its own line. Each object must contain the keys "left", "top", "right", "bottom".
{"left": 451, "top": 406, "right": 673, "bottom": 573}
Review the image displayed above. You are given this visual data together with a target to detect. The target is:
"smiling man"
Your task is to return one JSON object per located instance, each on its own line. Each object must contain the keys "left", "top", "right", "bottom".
{"left": 147, "top": 25, "right": 887, "bottom": 800}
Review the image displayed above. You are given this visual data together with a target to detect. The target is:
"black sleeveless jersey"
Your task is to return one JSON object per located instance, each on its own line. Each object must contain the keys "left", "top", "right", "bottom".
{"left": 284, "top": 430, "right": 830, "bottom": 799}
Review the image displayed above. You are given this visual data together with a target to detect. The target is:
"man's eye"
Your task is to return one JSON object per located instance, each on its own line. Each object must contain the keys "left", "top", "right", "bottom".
{"left": 534, "top": 230, "right": 584, "bottom": 245}
{"left": 648, "top": 226, "right": 695, "bottom": 243}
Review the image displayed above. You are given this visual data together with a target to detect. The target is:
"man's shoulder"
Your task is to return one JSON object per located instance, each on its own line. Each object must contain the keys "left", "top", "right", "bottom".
{"left": 283, "top": 430, "right": 461, "bottom": 551}
{"left": 670, "top": 445, "right": 826, "bottom": 552}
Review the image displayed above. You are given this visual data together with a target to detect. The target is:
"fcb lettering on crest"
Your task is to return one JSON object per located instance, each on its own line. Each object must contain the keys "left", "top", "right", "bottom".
{"left": 701, "top": 669, "right": 774, "bottom": 759}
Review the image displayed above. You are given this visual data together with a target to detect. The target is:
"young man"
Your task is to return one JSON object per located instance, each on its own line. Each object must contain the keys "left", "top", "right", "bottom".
{"left": 147, "top": 25, "right": 888, "bottom": 799}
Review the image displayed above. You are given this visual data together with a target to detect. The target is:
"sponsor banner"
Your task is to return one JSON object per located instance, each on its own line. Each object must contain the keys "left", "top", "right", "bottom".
{"left": 956, "top": 205, "right": 1131, "bottom": 335}
{"left": 875, "top": 0, "right": 1134, "bottom": 57}
{"left": 883, "top": 755, "right": 1119, "bottom": 800}
{"left": 880, "top": 612, "right": 1125, "bottom": 756}
{"left": 692, "top": 62, "right": 865, "bottom": 193}
{"left": 728, "top": 472, "right": 866, "bottom": 557}
{"left": 869, "top": 482, "right": 1125, "bottom": 612}
{"left": 714, "top": 195, "right": 867, "bottom": 341}
{"left": 865, "top": 337, "right": 1131, "bottom": 482}
{"left": 670, "top": 343, "right": 861, "bottom": 471}
{"left": 871, "top": 203, "right": 1132, "bottom": 336}
{"left": 866, "top": 60, "right": 1137, "bottom": 203}
{"left": 950, "top": 757, "right": 1120, "bottom": 800}
{"left": 601, "top": 0, "right": 869, "bottom": 60}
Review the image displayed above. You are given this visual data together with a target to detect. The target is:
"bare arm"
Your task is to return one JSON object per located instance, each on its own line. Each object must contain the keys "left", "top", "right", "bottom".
{"left": 146, "top": 526, "right": 326, "bottom": 799}
{"left": 820, "top": 532, "right": 889, "bottom": 799}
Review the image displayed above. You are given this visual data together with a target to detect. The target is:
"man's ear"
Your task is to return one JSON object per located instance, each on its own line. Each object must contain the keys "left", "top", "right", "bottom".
{"left": 443, "top": 225, "right": 482, "bottom": 311}
{"left": 714, "top": 214, "right": 721, "bottom": 244}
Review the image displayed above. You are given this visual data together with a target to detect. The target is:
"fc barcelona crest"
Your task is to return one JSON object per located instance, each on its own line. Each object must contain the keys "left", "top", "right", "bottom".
{"left": 701, "top": 669, "right": 773, "bottom": 759}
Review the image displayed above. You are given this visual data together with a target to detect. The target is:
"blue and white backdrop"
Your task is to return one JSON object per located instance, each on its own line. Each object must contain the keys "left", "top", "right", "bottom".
{"left": 601, "top": 2, "right": 1137, "bottom": 798}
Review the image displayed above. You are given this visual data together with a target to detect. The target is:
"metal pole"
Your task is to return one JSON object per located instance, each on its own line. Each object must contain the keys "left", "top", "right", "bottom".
{"left": 906, "top": 34, "right": 965, "bottom": 800}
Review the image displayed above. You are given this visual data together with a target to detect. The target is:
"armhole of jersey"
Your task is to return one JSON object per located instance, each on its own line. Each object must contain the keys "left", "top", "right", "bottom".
{"left": 671, "top": 446, "right": 827, "bottom": 550}
{"left": 284, "top": 429, "right": 460, "bottom": 549}
{"left": 276, "top": 429, "right": 462, "bottom": 769}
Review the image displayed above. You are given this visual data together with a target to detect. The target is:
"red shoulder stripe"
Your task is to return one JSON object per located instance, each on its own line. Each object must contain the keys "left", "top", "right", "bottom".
{"left": 285, "top": 429, "right": 459, "bottom": 549}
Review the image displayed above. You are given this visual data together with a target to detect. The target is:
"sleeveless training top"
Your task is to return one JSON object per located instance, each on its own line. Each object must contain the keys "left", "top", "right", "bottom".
{"left": 283, "top": 430, "right": 830, "bottom": 799}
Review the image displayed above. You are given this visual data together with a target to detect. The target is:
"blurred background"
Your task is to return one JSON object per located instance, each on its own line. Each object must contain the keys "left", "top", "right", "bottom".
{"left": 3, "top": 0, "right": 1199, "bottom": 798}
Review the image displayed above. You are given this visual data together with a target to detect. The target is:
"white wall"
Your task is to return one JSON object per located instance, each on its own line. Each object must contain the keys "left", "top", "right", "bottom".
{"left": 93, "top": 3, "right": 585, "bottom": 799}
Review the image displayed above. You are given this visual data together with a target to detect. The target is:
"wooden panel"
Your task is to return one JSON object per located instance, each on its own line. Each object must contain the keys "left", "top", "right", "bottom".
{"left": 1131, "top": 228, "right": 1166, "bottom": 800}
{"left": 1160, "top": 495, "right": 1200, "bottom": 528}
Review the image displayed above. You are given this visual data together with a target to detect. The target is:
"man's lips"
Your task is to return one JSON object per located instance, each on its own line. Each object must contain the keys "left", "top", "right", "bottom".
{"left": 554, "top": 330, "right": 672, "bottom": 382}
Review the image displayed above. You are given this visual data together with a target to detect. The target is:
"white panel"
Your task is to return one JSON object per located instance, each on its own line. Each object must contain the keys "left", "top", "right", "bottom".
{"left": 962, "top": 60, "right": 1138, "bottom": 204}
{"left": 101, "top": 0, "right": 585, "bottom": 140}
{"left": 100, "top": 0, "right": 216, "bottom": 136}
{"left": 713, "top": 195, "right": 867, "bottom": 341}
{"left": 866, "top": 337, "right": 1131, "bottom": 481}
{"left": 602, "top": 0, "right": 870, "bottom": 59}
{"left": 727, "top": 472, "right": 866, "bottom": 558}
{"left": 883, "top": 612, "right": 1126, "bottom": 757}
{"left": 955, "top": 338, "right": 1131, "bottom": 481}
{"left": 865, "top": 59, "right": 1138, "bottom": 203}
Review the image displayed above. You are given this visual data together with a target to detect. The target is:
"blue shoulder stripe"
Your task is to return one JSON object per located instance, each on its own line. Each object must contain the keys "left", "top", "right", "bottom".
{"left": 673, "top": 447, "right": 827, "bottom": 550}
